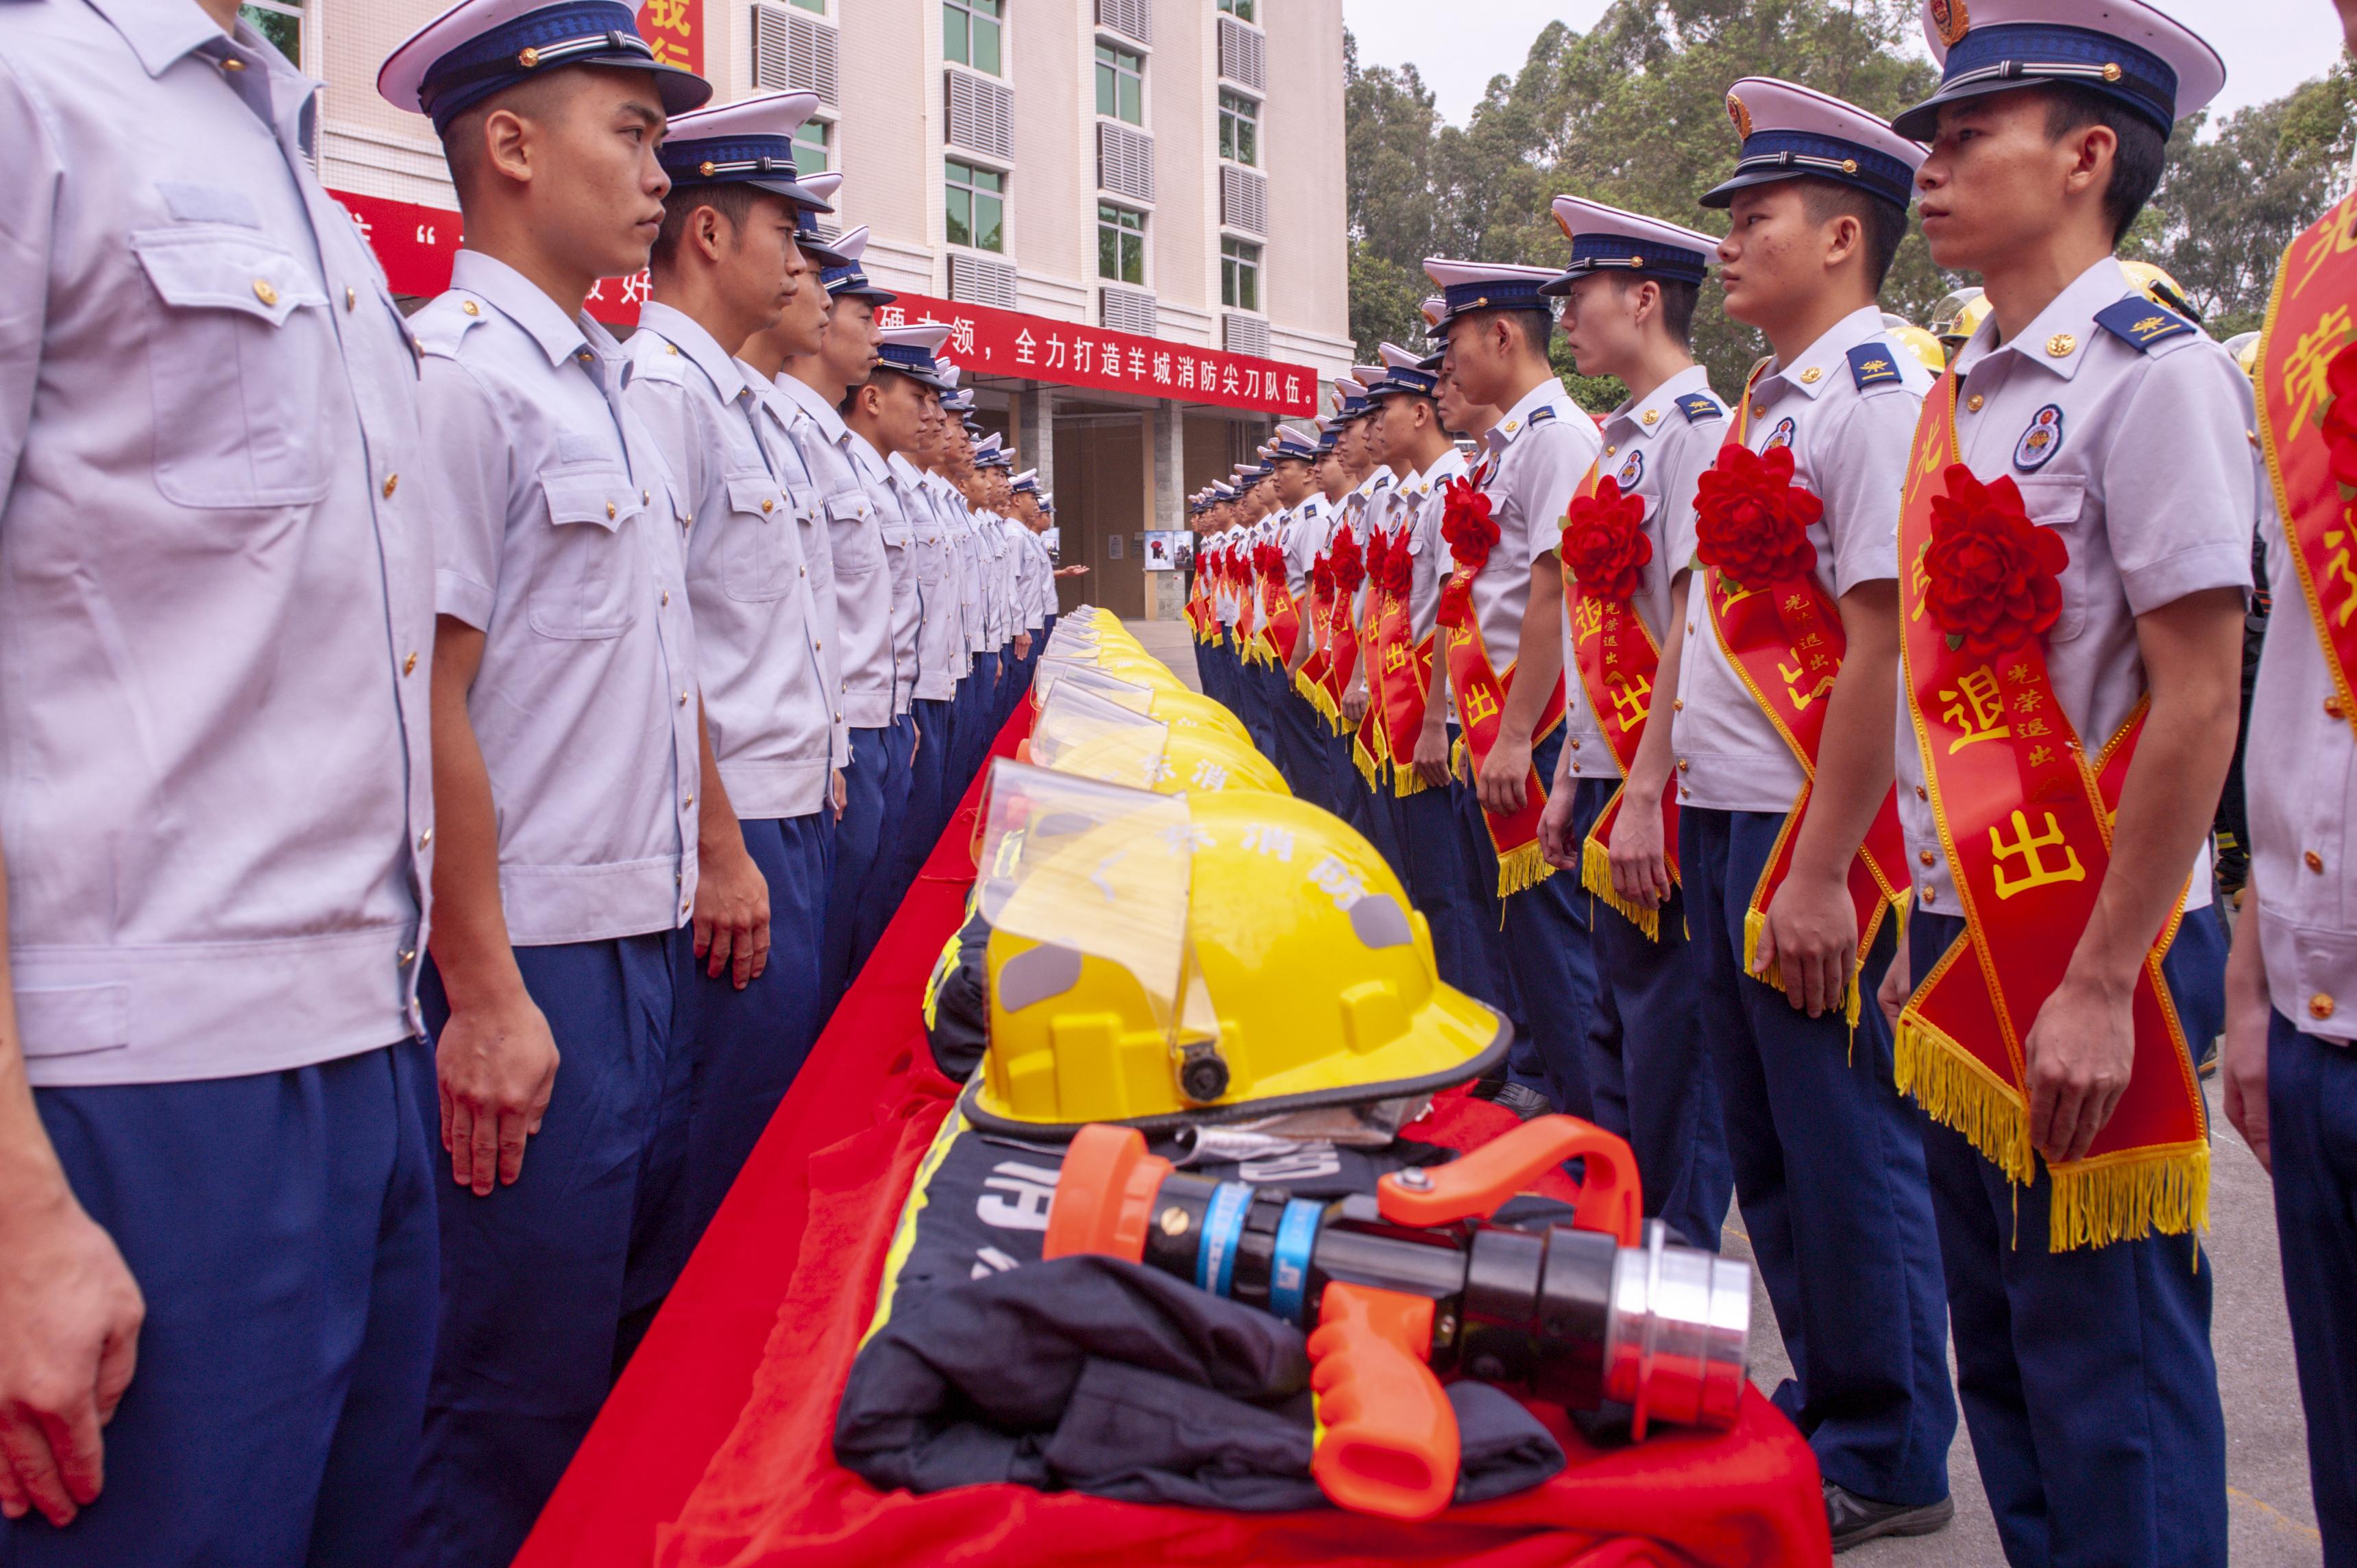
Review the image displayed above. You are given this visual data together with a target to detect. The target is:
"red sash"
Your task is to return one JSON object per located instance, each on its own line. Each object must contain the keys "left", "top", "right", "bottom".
{"left": 1320, "top": 526, "right": 1365, "bottom": 722}
{"left": 1703, "top": 389, "right": 1908, "bottom": 1025}
{"left": 1439, "top": 474, "right": 1565, "bottom": 896}
{"left": 1560, "top": 461, "right": 1678, "bottom": 939}
{"left": 1257, "top": 544, "right": 1301, "bottom": 667}
{"left": 1297, "top": 554, "right": 1338, "bottom": 722}
{"left": 1371, "top": 532, "right": 1434, "bottom": 796}
{"left": 1896, "top": 373, "right": 2206, "bottom": 1249}
{"left": 2258, "top": 190, "right": 2357, "bottom": 733}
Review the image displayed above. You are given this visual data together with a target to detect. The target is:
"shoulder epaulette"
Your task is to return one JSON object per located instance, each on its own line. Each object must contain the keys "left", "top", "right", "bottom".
{"left": 1528, "top": 406, "right": 1558, "bottom": 426}
{"left": 1846, "top": 342, "right": 1904, "bottom": 391}
{"left": 2094, "top": 298, "right": 2198, "bottom": 353}
{"left": 1675, "top": 392, "right": 1725, "bottom": 423}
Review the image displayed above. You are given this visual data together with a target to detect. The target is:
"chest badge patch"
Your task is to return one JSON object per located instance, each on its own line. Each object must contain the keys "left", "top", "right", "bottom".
{"left": 2014, "top": 404, "right": 2064, "bottom": 472}
{"left": 1761, "top": 416, "right": 1797, "bottom": 453}
{"left": 1616, "top": 448, "right": 1646, "bottom": 490}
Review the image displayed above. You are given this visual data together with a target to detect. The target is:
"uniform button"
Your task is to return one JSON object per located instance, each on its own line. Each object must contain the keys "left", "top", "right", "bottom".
{"left": 1676, "top": 758, "right": 1689, "bottom": 772}
{"left": 834, "top": 711, "right": 843, "bottom": 722}
{"left": 2312, "top": 992, "right": 2338, "bottom": 1020}
{"left": 398, "top": 948, "right": 417, "bottom": 967}
{"left": 1672, "top": 698, "right": 1684, "bottom": 711}
{"left": 382, "top": 472, "right": 399, "bottom": 499}
{"left": 1571, "top": 762, "right": 1581, "bottom": 774}
{"left": 1914, "top": 784, "right": 1928, "bottom": 800}
{"left": 2328, "top": 695, "right": 2347, "bottom": 720}
{"left": 642, "top": 489, "right": 652, "bottom": 504}
{"left": 680, "top": 690, "right": 691, "bottom": 707}
{"left": 683, "top": 899, "right": 694, "bottom": 916}
{"left": 577, "top": 350, "right": 594, "bottom": 363}
{"left": 417, "top": 828, "right": 432, "bottom": 850}
{"left": 2308, "top": 850, "right": 2326, "bottom": 872}
{"left": 462, "top": 299, "right": 481, "bottom": 317}
{"left": 661, "top": 589, "right": 670, "bottom": 606}
{"left": 799, "top": 565, "right": 807, "bottom": 576}
{"left": 607, "top": 501, "right": 618, "bottom": 519}
{"left": 1569, "top": 737, "right": 1580, "bottom": 750}
{"left": 252, "top": 278, "right": 278, "bottom": 307}
{"left": 814, "top": 639, "right": 822, "bottom": 650}
{"left": 1919, "top": 848, "right": 1935, "bottom": 866}
{"left": 345, "top": 286, "right": 357, "bottom": 311}
{"left": 1966, "top": 394, "right": 1985, "bottom": 413}
{"left": 402, "top": 650, "right": 418, "bottom": 676}
{"left": 684, "top": 794, "right": 695, "bottom": 810}
{"left": 1686, "top": 621, "right": 1694, "bottom": 634}
{"left": 1922, "top": 885, "right": 1938, "bottom": 904}
{"left": 220, "top": 54, "right": 245, "bottom": 69}
{"left": 1604, "top": 445, "right": 1617, "bottom": 458}
{"left": 763, "top": 499, "right": 775, "bottom": 514}
{"left": 1750, "top": 403, "right": 1765, "bottom": 419}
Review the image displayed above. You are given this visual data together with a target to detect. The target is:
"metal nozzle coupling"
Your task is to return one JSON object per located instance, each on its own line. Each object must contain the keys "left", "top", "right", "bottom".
{"left": 1603, "top": 1221, "right": 1753, "bottom": 1436}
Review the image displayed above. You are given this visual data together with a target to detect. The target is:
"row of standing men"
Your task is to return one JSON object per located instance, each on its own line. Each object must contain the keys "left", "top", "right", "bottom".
{"left": 0, "top": 1, "right": 1074, "bottom": 1560}
{"left": 1186, "top": 7, "right": 2355, "bottom": 1558}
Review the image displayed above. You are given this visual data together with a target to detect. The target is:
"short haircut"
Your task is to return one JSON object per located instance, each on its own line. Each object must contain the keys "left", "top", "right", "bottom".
{"left": 1464, "top": 304, "right": 1554, "bottom": 359}
{"left": 437, "top": 72, "right": 574, "bottom": 207}
{"left": 841, "top": 363, "right": 919, "bottom": 418}
{"left": 1796, "top": 177, "right": 1908, "bottom": 294}
{"left": 650, "top": 182, "right": 766, "bottom": 271}
{"left": 2038, "top": 83, "right": 2168, "bottom": 245}
{"left": 1620, "top": 274, "right": 1700, "bottom": 345}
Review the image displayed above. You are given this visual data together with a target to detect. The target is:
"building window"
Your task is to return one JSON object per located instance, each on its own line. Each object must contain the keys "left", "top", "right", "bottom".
{"left": 946, "top": 159, "right": 1005, "bottom": 252}
{"left": 943, "top": 0, "right": 1001, "bottom": 75}
{"left": 1218, "top": 89, "right": 1258, "bottom": 167}
{"left": 794, "top": 119, "right": 831, "bottom": 173}
{"left": 1221, "top": 236, "right": 1260, "bottom": 311}
{"left": 1217, "top": 0, "right": 1254, "bottom": 19}
{"left": 1098, "top": 204, "right": 1145, "bottom": 284}
{"left": 1095, "top": 42, "right": 1143, "bottom": 125}
{"left": 240, "top": 0, "right": 300, "bottom": 62}
{"left": 788, "top": 0, "right": 825, "bottom": 12}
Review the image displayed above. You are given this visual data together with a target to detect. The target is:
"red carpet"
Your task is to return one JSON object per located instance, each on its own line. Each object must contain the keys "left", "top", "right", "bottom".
{"left": 517, "top": 702, "right": 1831, "bottom": 1567}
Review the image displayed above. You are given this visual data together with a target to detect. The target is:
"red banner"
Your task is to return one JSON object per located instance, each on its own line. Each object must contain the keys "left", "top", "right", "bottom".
{"left": 328, "top": 191, "right": 1315, "bottom": 415}
{"left": 635, "top": 0, "right": 700, "bottom": 72}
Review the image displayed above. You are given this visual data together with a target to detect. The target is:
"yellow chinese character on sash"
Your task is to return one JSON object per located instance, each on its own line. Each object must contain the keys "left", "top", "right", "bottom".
{"left": 2012, "top": 689, "right": 2045, "bottom": 716}
{"left": 1463, "top": 683, "right": 1500, "bottom": 726}
{"left": 2286, "top": 306, "right": 2354, "bottom": 434}
{"left": 2029, "top": 744, "right": 2055, "bottom": 767}
{"left": 1910, "top": 546, "right": 1931, "bottom": 621}
{"left": 1451, "top": 624, "right": 1478, "bottom": 649}
{"left": 1606, "top": 669, "right": 1652, "bottom": 734}
{"left": 1778, "top": 659, "right": 1836, "bottom": 709}
{"left": 1783, "top": 593, "right": 1809, "bottom": 615}
{"left": 2290, "top": 198, "right": 2357, "bottom": 302}
{"left": 1906, "top": 433, "right": 1945, "bottom": 504}
{"left": 1939, "top": 663, "right": 2013, "bottom": 754}
{"left": 1572, "top": 598, "right": 1607, "bottom": 645}
{"left": 1717, "top": 574, "right": 1758, "bottom": 613}
{"left": 1989, "top": 809, "right": 2086, "bottom": 900}
{"left": 2005, "top": 662, "right": 2033, "bottom": 685}
{"left": 1384, "top": 641, "right": 1409, "bottom": 673}
{"left": 2326, "top": 528, "right": 2357, "bottom": 628}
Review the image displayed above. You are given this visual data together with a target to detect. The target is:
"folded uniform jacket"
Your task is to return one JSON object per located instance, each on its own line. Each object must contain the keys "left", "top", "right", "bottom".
{"left": 919, "top": 904, "right": 992, "bottom": 1083}
{"left": 835, "top": 1253, "right": 1565, "bottom": 1511}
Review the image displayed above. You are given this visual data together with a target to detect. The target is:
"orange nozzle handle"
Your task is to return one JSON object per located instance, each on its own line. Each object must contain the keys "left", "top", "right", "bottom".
{"left": 1042, "top": 1123, "right": 1171, "bottom": 1264}
{"left": 1306, "top": 1282, "right": 1459, "bottom": 1521}
{"left": 1376, "top": 1114, "right": 1642, "bottom": 1247}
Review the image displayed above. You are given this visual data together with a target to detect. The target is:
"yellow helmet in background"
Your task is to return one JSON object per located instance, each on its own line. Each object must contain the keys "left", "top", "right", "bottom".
{"left": 2224, "top": 331, "right": 2260, "bottom": 380}
{"left": 1881, "top": 316, "right": 1946, "bottom": 375}
{"left": 2119, "top": 260, "right": 2201, "bottom": 323}
{"left": 1147, "top": 688, "right": 1254, "bottom": 746}
{"left": 1930, "top": 288, "right": 1989, "bottom": 350}
{"left": 1053, "top": 722, "right": 1290, "bottom": 798}
{"left": 972, "top": 787, "right": 1509, "bottom": 1133}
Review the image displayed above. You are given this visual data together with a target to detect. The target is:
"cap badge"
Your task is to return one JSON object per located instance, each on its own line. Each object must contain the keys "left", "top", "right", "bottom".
{"left": 517, "top": 45, "right": 540, "bottom": 67}
{"left": 1726, "top": 92, "right": 1753, "bottom": 140}
{"left": 1929, "top": 0, "right": 1968, "bottom": 47}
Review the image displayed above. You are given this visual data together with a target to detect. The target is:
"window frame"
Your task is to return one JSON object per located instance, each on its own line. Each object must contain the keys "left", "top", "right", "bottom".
{"left": 942, "top": 0, "right": 1003, "bottom": 75}
{"left": 1093, "top": 40, "right": 1145, "bottom": 125}
{"left": 239, "top": 0, "right": 302, "bottom": 65}
{"left": 1217, "top": 0, "right": 1256, "bottom": 21}
{"left": 945, "top": 157, "right": 1007, "bottom": 254}
{"left": 1217, "top": 88, "right": 1258, "bottom": 167}
{"left": 1220, "top": 235, "right": 1261, "bottom": 313}
{"left": 1097, "top": 201, "right": 1146, "bottom": 286}
{"left": 794, "top": 117, "right": 832, "bottom": 174}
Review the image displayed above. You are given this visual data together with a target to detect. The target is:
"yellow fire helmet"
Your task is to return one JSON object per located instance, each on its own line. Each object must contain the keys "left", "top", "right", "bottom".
{"left": 1929, "top": 286, "right": 1988, "bottom": 350}
{"left": 1881, "top": 317, "right": 1946, "bottom": 375}
{"left": 1146, "top": 688, "right": 1254, "bottom": 746}
{"left": 2223, "top": 330, "right": 2260, "bottom": 380}
{"left": 2118, "top": 260, "right": 2201, "bottom": 323}
{"left": 966, "top": 763, "right": 1509, "bottom": 1134}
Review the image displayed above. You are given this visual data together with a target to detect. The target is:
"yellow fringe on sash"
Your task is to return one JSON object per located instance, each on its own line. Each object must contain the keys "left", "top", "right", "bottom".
{"left": 1742, "top": 906, "right": 1862, "bottom": 1029}
{"left": 1353, "top": 733, "right": 1383, "bottom": 789}
{"left": 1296, "top": 669, "right": 1338, "bottom": 726}
{"left": 1497, "top": 840, "right": 1555, "bottom": 898}
{"left": 2048, "top": 1142, "right": 2210, "bottom": 1251}
{"left": 1392, "top": 761, "right": 1430, "bottom": 798}
{"left": 1581, "top": 837, "right": 1660, "bottom": 941}
{"left": 1894, "top": 1006, "right": 2035, "bottom": 1187}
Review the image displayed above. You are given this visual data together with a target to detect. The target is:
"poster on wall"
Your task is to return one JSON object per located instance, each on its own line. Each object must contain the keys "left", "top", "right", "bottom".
{"left": 1141, "top": 531, "right": 1190, "bottom": 572}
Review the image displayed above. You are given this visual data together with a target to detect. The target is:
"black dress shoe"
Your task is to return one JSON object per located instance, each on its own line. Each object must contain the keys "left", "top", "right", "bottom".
{"left": 1491, "top": 1083, "right": 1553, "bottom": 1122}
{"left": 1825, "top": 1483, "right": 1954, "bottom": 1552}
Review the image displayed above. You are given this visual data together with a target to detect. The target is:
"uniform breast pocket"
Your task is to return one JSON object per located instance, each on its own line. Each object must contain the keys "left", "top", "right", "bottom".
{"left": 916, "top": 537, "right": 947, "bottom": 586}
{"left": 829, "top": 494, "right": 882, "bottom": 578}
{"left": 2013, "top": 473, "right": 2090, "bottom": 642}
{"left": 529, "top": 466, "right": 644, "bottom": 639}
{"left": 722, "top": 471, "right": 796, "bottom": 603}
{"left": 130, "top": 228, "right": 334, "bottom": 509}
{"left": 881, "top": 520, "right": 914, "bottom": 564}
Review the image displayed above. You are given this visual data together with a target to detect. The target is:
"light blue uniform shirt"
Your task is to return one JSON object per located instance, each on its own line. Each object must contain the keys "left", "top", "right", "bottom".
{"left": 0, "top": 0, "right": 433, "bottom": 1083}
{"left": 416, "top": 251, "right": 700, "bottom": 945}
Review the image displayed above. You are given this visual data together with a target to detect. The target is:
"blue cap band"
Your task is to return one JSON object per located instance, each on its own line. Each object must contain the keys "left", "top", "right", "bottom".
{"left": 1713, "top": 128, "right": 1916, "bottom": 209}
{"left": 1437, "top": 275, "right": 1554, "bottom": 325}
{"left": 1558, "top": 232, "right": 1709, "bottom": 285}
{"left": 418, "top": 1, "right": 696, "bottom": 131}
{"left": 1897, "top": 23, "right": 2179, "bottom": 138}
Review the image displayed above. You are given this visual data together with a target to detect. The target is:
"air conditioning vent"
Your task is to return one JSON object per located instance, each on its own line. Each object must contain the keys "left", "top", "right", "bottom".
{"left": 1101, "top": 286, "right": 1158, "bottom": 336}
{"left": 944, "top": 69, "right": 1015, "bottom": 160}
{"left": 1094, "top": 0, "right": 1151, "bottom": 45}
{"left": 1097, "top": 123, "right": 1156, "bottom": 204}
{"left": 950, "top": 254, "right": 1018, "bottom": 309}
{"left": 1220, "top": 166, "right": 1267, "bottom": 235}
{"left": 1223, "top": 312, "right": 1269, "bottom": 358}
{"left": 1217, "top": 15, "right": 1264, "bottom": 90}
{"left": 751, "top": 3, "right": 839, "bottom": 103}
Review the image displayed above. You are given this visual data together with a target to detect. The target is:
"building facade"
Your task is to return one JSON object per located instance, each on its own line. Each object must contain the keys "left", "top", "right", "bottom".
{"left": 297, "top": 0, "right": 1351, "bottom": 616}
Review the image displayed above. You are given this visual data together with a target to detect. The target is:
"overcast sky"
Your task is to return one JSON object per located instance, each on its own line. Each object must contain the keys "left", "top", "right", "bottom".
{"left": 1343, "top": 0, "right": 2345, "bottom": 130}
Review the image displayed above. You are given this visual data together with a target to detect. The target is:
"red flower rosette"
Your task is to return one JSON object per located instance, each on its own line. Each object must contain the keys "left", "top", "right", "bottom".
{"left": 2322, "top": 341, "right": 2357, "bottom": 489}
{"left": 1328, "top": 525, "right": 1366, "bottom": 596}
{"left": 1922, "top": 463, "right": 2070, "bottom": 659}
{"left": 1254, "top": 541, "right": 1284, "bottom": 580}
{"left": 1364, "top": 528, "right": 1392, "bottom": 584}
{"left": 1312, "top": 557, "right": 1336, "bottom": 600}
{"left": 1693, "top": 443, "right": 1821, "bottom": 589}
{"left": 1440, "top": 475, "right": 1500, "bottom": 572}
{"left": 1378, "top": 534, "right": 1414, "bottom": 597}
{"left": 1559, "top": 475, "right": 1652, "bottom": 604}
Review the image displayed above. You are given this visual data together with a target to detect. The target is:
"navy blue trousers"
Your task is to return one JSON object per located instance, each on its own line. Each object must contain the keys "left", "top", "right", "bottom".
{"left": 7, "top": 1043, "right": 436, "bottom": 1568}
{"left": 891, "top": 698, "right": 957, "bottom": 902}
{"left": 1572, "top": 778, "right": 1733, "bottom": 1252}
{"left": 683, "top": 811, "right": 832, "bottom": 1243}
{"left": 406, "top": 932, "right": 693, "bottom": 1568}
{"left": 824, "top": 724, "right": 901, "bottom": 1007}
{"left": 1683, "top": 807, "right": 1954, "bottom": 1506}
{"left": 2270, "top": 1008, "right": 2357, "bottom": 1566}
{"left": 1275, "top": 681, "right": 1334, "bottom": 812}
{"left": 1454, "top": 726, "right": 1597, "bottom": 1117}
{"left": 959, "top": 653, "right": 1003, "bottom": 789}
{"left": 851, "top": 715, "right": 918, "bottom": 966}
{"left": 1390, "top": 768, "right": 1514, "bottom": 1023}
{"left": 1236, "top": 656, "right": 1280, "bottom": 763}
{"left": 1911, "top": 905, "right": 2227, "bottom": 1567}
